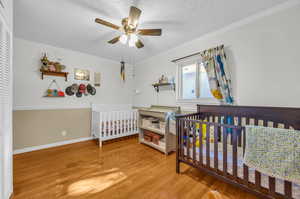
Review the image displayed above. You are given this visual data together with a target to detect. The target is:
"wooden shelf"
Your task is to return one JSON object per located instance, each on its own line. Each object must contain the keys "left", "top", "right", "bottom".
{"left": 40, "top": 70, "right": 69, "bottom": 81}
{"left": 152, "top": 83, "right": 175, "bottom": 92}
{"left": 140, "top": 126, "right": 165, "bottom": 136}
{"left": 140, "top": 138, "right": 166, "bottom": 153}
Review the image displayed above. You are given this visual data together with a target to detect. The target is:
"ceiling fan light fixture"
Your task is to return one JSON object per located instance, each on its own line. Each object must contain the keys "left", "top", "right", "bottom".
{"left": 128, "top": 33, "right": 138, "bottom": 47}
{"left": 130, "top": 34, "right": 138, "bottom": 43}
{"left": 128, "top": 40, "right": 135, "bottom": 47}
{"left": 120, "top": 34, "right": 128, "bottom": 44}
{"left": 95, "top": 6, "right": 161, "bottom": 49}
{"left": 128, "top": 33, "right": 139, "bottom": 47}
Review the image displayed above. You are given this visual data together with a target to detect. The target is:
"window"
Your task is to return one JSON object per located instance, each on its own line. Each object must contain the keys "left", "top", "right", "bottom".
{"left": 177, "top": 60, "right": 215, "bottom": 103}
{"left": 181, "top": 64, "right": 197, "bottom": 99}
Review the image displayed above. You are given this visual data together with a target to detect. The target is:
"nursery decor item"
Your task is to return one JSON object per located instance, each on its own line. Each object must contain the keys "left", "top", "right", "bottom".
{"left": 48, "top": 64, "right": 56, "bottom": 72}
{"left": 65, "top": 83, "right": 96, "bottom": 97}
{"left": 87, "top": 84, "right": 93, "bottom": 93}
{"left": 87, "top": 84, "right": 96, "bottom": 95}
{"left": 79, "top": 84, "right": 86, "bottom": 95}
{"left": 76, "top": 91, "right": 82, "bottom": 98}
{"left": 74, "top": 68, "right": 90, "bottom": 81}
{"left": 94, "top": 72, "right": 101, "bottom": 87}
{"left": 90, "top": 87, "right": 96, "bottom": 95}
{"left": 71, "top": 84, "right": 79, "bottom": 93}
{"left": 152, "top": 82, "right": 175, "bottom": 92}
{"left": 65, "top": 86, "right": 74, "bottom": 96}
{"left": 41, "top": 53, "right": 50, "bottom": 71}
{"left": 201, "top": 46, "right": 233, "bottom": 104}
{"left": 152, "top": 75, "right": 175, "bottom": 92}
{"left": 120, "top": 61, "right": 125, "bottom": 82}
{"left": 40, "top": 54, "right": 68, "bottom": 81}
{"left": 40, "top": 53, "right": 66, "bottom": 72}
{"left": 159, "top": 75, "right": 168, "bottom": 84}
{"left": 44, "top": 80, "right": 65, "bottom": 97}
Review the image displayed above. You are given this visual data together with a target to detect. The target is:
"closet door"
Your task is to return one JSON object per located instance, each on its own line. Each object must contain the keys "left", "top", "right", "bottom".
{"left": 0, "top": 11, "right": 12, "bottom": 199}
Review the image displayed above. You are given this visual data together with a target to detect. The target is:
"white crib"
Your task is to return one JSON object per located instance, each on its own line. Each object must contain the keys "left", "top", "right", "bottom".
{"left": 91, "top": 104, "right": 139, "bottom": 147}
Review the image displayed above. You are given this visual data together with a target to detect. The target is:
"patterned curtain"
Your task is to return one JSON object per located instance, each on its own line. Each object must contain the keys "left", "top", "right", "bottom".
{"left": 201, "top": 46, "right": 234, "bottom": 104}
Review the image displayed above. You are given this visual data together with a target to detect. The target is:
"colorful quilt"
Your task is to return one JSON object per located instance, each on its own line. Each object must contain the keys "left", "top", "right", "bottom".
{"left": 244, "top": 125, "right": 300, "bottom": 184}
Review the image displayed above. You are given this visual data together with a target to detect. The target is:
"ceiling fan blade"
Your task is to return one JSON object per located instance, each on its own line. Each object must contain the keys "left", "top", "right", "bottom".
{"left": 138, "top": 29, "right": 162, "bottom": 36}
{"left": 95, "top": 18, "right": 120, "bottom": 30}
{"left": 128, "top": 6, "right": 141, "bottom": 27}
{"left": 108, "top": 36, "right": 120, "bottom": 44}
{"left": 135, "top": 39, "right": 144, "bottom": 49}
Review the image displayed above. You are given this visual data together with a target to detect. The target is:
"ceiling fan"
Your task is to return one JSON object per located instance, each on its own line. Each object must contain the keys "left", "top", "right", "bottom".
{"left": 95, "top": 6, "right": 162, "bottom": 49}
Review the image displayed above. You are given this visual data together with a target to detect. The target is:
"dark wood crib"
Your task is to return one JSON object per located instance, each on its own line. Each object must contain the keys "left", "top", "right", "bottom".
{"left": 176, "top": 105, "right": 300, "bottom": 199}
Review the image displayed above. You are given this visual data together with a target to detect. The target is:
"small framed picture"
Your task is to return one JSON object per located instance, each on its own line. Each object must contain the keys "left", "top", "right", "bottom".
{"left": 94, "top": 72, "right": 101, "bottom": 87}
{"left": 74, "top": 68, "right": 90, "bottom": 81}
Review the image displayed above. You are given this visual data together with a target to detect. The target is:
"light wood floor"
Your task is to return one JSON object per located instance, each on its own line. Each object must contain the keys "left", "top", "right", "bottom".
{"left": 13, "top": 138, "right": 258, "bottom": 199}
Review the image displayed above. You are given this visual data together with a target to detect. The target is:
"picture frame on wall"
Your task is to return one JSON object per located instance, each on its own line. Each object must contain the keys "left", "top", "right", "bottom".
{"left": 94, "top": 72, "right": 101, "bottom": 87}
{"left": 74, "top": 68, "right": 90, "bottom": 81}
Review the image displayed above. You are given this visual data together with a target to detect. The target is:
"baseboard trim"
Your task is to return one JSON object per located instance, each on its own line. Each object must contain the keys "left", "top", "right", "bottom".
{"left": 13, "top": 137, "right": 94, "bottom": 155}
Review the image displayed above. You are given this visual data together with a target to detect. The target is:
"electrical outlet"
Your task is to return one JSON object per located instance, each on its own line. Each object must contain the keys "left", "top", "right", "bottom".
{"left": 61, "top": 130, "right": 67, "bottom": 136}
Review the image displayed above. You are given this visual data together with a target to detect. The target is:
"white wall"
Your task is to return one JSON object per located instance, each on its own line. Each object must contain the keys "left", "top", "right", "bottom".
{"left": 133, "top": 3, "right": 300, "bottom": 110}
{"left": 13, "top": 38, "right": 134, "bottom": 109}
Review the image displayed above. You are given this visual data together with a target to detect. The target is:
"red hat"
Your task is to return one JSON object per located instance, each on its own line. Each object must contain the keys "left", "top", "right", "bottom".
{"left": 79, "top": 84, "right": 86, "bottom": 93}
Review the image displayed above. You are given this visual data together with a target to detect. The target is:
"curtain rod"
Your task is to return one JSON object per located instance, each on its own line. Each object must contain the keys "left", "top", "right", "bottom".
{"left": 171, "top": 44, "right": 224, "bottom": 63}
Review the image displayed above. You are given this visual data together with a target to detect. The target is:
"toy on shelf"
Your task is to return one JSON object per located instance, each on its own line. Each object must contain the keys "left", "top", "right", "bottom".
{"left": 159, "top": 75, "right": 168, "bottom": 84}
{"left": 41, "top": 53, "right": 66, "bottom": 72}
{"left": 152, "top": 75, "right": 175, "bottom": 92}
{"left": 40, "top": 54, "right": 69, "bottom": 81}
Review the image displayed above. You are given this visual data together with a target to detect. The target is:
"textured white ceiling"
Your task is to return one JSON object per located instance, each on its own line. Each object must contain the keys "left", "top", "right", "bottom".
{"left": 14, "top": 0, "right": 287, "bottom": 63}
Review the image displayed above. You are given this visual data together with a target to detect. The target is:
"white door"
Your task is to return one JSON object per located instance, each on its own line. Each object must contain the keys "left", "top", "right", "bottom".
{"left": 0, "top": 9, "right": 13, "bottom": 199}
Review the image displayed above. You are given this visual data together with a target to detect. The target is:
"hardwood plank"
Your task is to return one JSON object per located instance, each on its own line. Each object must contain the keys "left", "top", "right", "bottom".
{"left": 13, "top": 138, "right": 259, "bottom": 199}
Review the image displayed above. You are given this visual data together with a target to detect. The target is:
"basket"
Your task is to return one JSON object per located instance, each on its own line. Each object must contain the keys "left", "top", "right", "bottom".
{"left": 144, "top": 135, "right": 152, "bottom": 142}
{"left": 144, "top": 130, "right": 163, "bottom": 145}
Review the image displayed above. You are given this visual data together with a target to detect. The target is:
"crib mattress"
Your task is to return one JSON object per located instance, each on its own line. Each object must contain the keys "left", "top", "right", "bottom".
{"left": 183, "top": 143, "right": 300, "bottom": 198}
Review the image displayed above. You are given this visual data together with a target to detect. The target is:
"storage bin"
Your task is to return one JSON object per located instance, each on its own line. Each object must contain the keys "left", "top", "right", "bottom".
{"left": 152, "top": 136, "right": 160, "bottom": 145}
{"left": 144, "top": 135, "right": 152, "bottom": 142}
{"left": 144, "top": 130, "right": 163, "bottom": 145}
{"left": 144, "top": 130, "right": 153, "bottom": 137}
